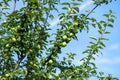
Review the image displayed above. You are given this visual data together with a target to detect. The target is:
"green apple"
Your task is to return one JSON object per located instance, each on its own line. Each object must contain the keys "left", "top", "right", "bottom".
{"left": 37, "top": 26, "right": 42, "bottom": 31}
{"left": 73, "top": 28, "right": 78, "bottom": 33}
{"left": 62, "top": 35, "right": 67, "bottom": 40}
{"left": 48, "top": 59, "right": 53, "bottom": 64}
{"left": 30, "top": 61, "right": 33, "bottom": 65}
{"left": 5, "top": 73, "right": 9, "bottom": 77}
{"left": 11, "top": 28, "right": 16, "bottom": 32}
{"left": 29, "top": 49, "right": 33, "bottom": 53}
{"left": 74, "top": 22, "right": 78, "bottom": 26}
{"left": 61, "top": 42, "right": 67, "bottom": 47}
{"left": 74, "top": 70, "right": 77, "bottom": 73}
{"left": 6, "top": 44, "right": 10, "bottom": 48}
{"left": 12, "top": 37, "right": 17, "bottom": 42}
{"left": 8, "top": 26, "right": 11, "bottom": 29}
{"left": 87, "top": 66, "right": 91, "bottom": 70}
{"left": 68, "top": 33, "right": 74, "bottom": 37}
{"left": 33, "top": 64, "right": 37, "bottom": 67}
{"left": 17, "top": 25, "right": 21, "bottom": 30}
{"left": 58, "top": 77, "right": 61, "bottom": 80}
{"left": 67, "top": 37, "right": 71, "bottom": 42}
{"left": 3, "top": 20, "right": 7, "bottom": 23}
{"left": 37, "top": 44, "right": 41, "bottom": 49}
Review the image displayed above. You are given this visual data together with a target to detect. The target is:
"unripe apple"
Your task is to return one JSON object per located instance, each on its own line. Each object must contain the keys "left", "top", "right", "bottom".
{"left": 8, "top": 26, "right": 11, "bottom": 29}
{"left": 5, "top": 74, "right": 9, "bottom": 77}
{"left": 58, "top": 77, "right": 61, "bottom": 80}
{"left": 37, "top": 26, "right": 42, "bottom": 31}
{"left": 6, "top": 44, "right": 10, "bottom": 48}
{"left": 74, "top": 22, "right": 78, "bottom": 26}
{"left": 3, "top": 20, "right": 7, "bottom": 23}
{"left": 73, "top": 28, "right": 78, "bottom": 33}
{"left": 37, "top": 44, "right": 41, "bottom": 49}
{"left": 17, "top": 25, "right": 21, "bottom": 30}
{"left": 74, "top": 70, "right": 77, "bottom": 73}
{"left": 33, "top": 64, "right": 37, "bottom": 67}
{"left": 48, "top": 59, "right": 53, "bottom": 64}
{"left": 62, "top": 35, "right": 67, "bottom": 40}
{"left": 68, "top": 33, "right": 74, "bottom": 37}
{"left": 29, "top": 49, "right": 33, "bottom": 53}
{"left": 87, "top": 66, "right": 91, "bottom": 70}
{"left": 67, "top": 37, "right": 71, "bottom": 42}
{"left": 12, "top": 37, "right": 17, "bottom": 42}
{"left": 30, "top": 61, "right": 33, "bottom": 65}
{"left": 11, "top": 28, "right": 16, "bottom": 31}
{"left": 61, "top": 42, "right": 67, "bottom": 47}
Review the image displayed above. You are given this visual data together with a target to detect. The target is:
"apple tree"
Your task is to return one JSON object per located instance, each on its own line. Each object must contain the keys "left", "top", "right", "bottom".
{"left": 0, "top": 0, "right": 118, "bottom": 80}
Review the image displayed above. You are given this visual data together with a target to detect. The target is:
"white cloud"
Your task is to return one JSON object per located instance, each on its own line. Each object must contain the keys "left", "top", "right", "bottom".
{"left": 50, "top": 0, "right": 93, "bottom": 27}
{"left": 107, "top": 43, "right": 120, "bottom": 51}
{"left": 95, "top": 57, "right": 120, "bottom": 65}
{"left": 79, "top": 0, "right": 93, "bottom": 11}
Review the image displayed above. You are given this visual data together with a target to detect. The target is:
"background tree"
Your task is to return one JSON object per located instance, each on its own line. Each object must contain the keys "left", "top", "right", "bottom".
{"left": 0, "top": 0, "right": 118, "bottom": 80}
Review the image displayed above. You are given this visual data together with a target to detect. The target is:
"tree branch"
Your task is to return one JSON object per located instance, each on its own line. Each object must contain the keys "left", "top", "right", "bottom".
{"left": 85, "top": 4, "right": 99, "bottom": 18}
{"left": 13, "top": 0, "right": 16, "bottom": 11}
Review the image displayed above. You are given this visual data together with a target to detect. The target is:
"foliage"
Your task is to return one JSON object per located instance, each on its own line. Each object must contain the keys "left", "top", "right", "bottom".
{"left": 0, "top": 0, "right": 118, "bottom": 80}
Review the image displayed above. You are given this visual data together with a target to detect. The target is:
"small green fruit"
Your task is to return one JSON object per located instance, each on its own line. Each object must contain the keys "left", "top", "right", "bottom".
{"left": 17, "top": 25, "right": 21, "bottom": 30}
{"left": 58, "top": 77, "right": 61, "bottom": 80}
{"left": 62, "top": 35, "right": 67, "bottom": 40}
{"left": 30, "top": 61, "right": 33, "bottom": 65}
{"left": 3, "top": 20, "right": 7, "bottom": 23}
{"left": 11, "top": 28, "right": 16, "bottom": 32}
{"left": 33, "top": 64, "right": 37, "bottom": 67}
{"left": 29, "top": 49, "right": 33, "bottom": 53}
{"left": 6, "top": 44, "right": 10, "bottom": 48}
{"left": 61, "top": 42, "right": 67, "bottom": 47}
{"left": 37, "top": 44, "right": 41, "bottom": 49}
{"left": 74, "top": 70, "right": 77, "bottom": 73}
{"left": 87, "top": 66, "right": 91, "bottom": 70}
{"left": 68, "top": 33, "right": 74, "bottom": 37}
{"left": 67, "top": 38, "right": 71, "bottom": 42}
{"left": 74, "top": 22, "right": 78, "bottom": 26}
{"left": 48, "top": 59, "right": 53, "bottom": 64}
{"left": 5, "top": 74, "right": 9, "bottom": 77}
{"left": 37, "top": 26, "right": 42, "bottom": 30}
{"left": 73, "top": 28, "right": 78, "bottom": 33}
{"left": 12, "top": 37, "right": 17, "bottom": 42}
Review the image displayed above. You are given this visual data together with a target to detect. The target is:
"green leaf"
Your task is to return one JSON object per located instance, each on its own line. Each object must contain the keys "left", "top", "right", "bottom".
{"left": 108, "top": 24, "right": 113, "bottom": 28}
{"left": 101, "top": 37, "right": 109, "bottom": 41}
{"left": 109, "top": 10, "right": 113, "bottom": 13}
{"left": 105, "top": 31, "right": 110, "bottom": 34}
{"left": 108, "top": 18, "right": 114, "bottom": 23}
{"left": 62, "top": 2, "right": 70, "bottom": 6}
{"left": 103, "top": 14, "right": 109, "bottom": 18}
{"left": 100, "top": 41, "right": 106, "bottom": 47}
{"left": 90, "top": 36, "right": 97, "bottom": 41}
{"left": 98, "top": 29, "right": 102, "bottom": 34}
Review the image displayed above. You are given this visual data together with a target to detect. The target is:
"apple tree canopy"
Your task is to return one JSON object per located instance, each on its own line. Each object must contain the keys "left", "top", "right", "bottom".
{"left": 0, "top": 0, "right": 118, "bottom": 80}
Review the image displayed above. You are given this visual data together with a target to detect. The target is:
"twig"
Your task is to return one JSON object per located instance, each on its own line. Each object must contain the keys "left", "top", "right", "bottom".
{"left": 85, "top": 4, "right": 99, "bottom": 19}
{"left": 13, "top": 0, "right": 16, "bottom": 11}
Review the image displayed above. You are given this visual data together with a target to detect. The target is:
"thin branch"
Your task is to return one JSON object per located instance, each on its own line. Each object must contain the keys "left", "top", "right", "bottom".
{"left": 85, "top": 4, "right": 99, "bottom": 19}
{"left": 14, "top": 58, "right": 22, "bottom": 69}
{"left": 13, "top": 0, "right": 16, "bottom": 11}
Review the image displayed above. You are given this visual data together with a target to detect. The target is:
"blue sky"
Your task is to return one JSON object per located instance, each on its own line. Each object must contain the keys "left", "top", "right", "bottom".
{"left": 1, "top": 0, "right": 120, "bottom": 79}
